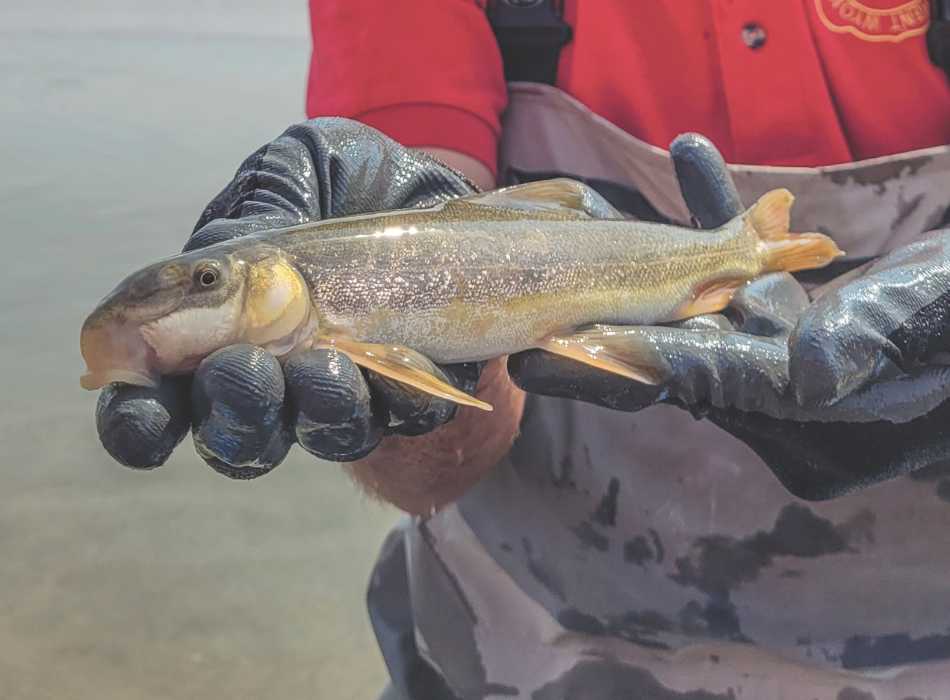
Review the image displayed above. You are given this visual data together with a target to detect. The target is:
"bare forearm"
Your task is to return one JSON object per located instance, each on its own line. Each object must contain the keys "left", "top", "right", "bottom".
{"left": 345, "top": 358, "right": 525, "bottom": 515}
{"left": 417, "top": 147, "right": 496, "bottom": 191}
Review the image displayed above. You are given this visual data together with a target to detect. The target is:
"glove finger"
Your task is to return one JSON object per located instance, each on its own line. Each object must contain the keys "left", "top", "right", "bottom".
{"left": 672, "top": 314, "right": 735, "bottom": 332}
{"left": 789, "top": 286, "right": 899, "bottom": 408}
{"left": 790, "top": 234, "right": 950, "bottom": 407}
{"left": 510, "top": 325, "right": 789, "bottom": 416}
{"left": 191, "top": 345, "right": 294, "bottom": 479}
{"left": 368, "top": 371, "right": 454, "bottom": 436}
{"left": 799, "top": 366, "right": 950, "bottom": 424}
{"left": 707, "top": 394, "right": 950, "bottom": 501}
{"left": 285, "top": 349, "right": 384, "bottom": 461}
{"left": 727, "top": 272, "right": 810, "bottom": 336}
{"left": 670, "top": 133, "right": 744, "bottom": 228}
{"left": 440, "top": 361, "right": 483, "bottom": 396}
{"left": 508, "top": 347, "right": 665, "bottom": 413}
{"left": 807, "top": 258, "right": 876, "bottom": 301}
{"left": 368, "top": 360, "right": 483, "bottom": 437}
{"left": 95, "top": 376, "right": 192, "bottom": 469}
{"left": 579, "top": 327, "right": 950, "bottom": 423}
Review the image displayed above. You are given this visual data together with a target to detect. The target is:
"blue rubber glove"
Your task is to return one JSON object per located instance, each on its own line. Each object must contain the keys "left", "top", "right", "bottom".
{"left": 94, "top": 118, "right": 481, "bottom": 478}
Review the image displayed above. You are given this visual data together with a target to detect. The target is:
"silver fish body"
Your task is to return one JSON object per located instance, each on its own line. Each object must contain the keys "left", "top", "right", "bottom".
{"left": 268, "top": 208, "right": 760, "bottom": 363}
{"left": 80, "top": 179, "right": 842, "bottom": 407}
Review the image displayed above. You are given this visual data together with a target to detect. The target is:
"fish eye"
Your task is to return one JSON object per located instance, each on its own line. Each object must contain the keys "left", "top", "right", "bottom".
{"left": 195, "top": 263, "right": 221, "bottom": 289}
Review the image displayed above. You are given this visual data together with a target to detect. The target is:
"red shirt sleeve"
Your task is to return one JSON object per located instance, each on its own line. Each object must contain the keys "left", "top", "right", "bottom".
{"left": 306, "top": 0, "right": 507, "bottom": 176}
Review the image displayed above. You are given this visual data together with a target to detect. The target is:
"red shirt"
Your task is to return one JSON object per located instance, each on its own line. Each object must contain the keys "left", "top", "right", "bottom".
{"left": 307, "top": 0, "right": 950, "bottom": 177}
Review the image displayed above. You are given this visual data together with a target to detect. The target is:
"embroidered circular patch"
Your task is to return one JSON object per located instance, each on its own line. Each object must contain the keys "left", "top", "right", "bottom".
{"left": 815, "top": 0, "right": 930, "bottom": 43}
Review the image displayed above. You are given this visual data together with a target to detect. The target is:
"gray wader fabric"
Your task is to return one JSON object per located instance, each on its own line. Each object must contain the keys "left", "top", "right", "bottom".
{"left": 369, "top": 83, "right": 950, "bottom": 700}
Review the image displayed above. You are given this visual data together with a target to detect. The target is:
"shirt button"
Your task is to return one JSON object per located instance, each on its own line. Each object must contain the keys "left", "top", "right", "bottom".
{"left": 741, "top": 22, "right": 767, "bottom": 49}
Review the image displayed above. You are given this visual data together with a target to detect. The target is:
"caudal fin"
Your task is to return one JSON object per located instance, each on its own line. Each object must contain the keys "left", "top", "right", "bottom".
{"left": 749, "top": 189, "right": 845, "bottom": 273}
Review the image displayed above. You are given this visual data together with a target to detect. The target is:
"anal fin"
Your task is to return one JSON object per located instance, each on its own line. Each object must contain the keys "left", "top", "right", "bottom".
{"left": 674, "top": 278, "right": 747, "bottom": 319}
{"left": 538, "top": 327, "right": 664, "bottom": 385}
{"left": 318, "top": 337, "right": 493, "bottom": 412}
{"left": 749, "top": 188, "right": 794, "bottom": 241}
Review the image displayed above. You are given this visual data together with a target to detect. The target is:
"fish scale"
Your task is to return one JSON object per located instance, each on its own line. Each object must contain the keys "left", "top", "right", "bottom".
{"left": 272, "top": 217, "right": 756, "bottom": 361}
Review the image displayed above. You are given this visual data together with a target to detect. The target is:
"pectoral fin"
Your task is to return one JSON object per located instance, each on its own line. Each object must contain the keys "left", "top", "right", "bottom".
{"left": 318, "top": 338, "right": 493, "bottom": 411}
{"left": 538, "top": 327, "right": 665, "bottom": 385}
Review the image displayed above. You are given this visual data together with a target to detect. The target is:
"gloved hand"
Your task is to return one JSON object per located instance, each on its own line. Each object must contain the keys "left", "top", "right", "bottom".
{"left": 509, "top": 134, "right": 950, "bottom": 500}
{"left": 94, "top": 118, "right": 481, "bottom": 478}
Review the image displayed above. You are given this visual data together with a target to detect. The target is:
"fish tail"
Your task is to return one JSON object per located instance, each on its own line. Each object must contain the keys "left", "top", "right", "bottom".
{"left": 749, "top": 188, "right": 845, "bottom": 273}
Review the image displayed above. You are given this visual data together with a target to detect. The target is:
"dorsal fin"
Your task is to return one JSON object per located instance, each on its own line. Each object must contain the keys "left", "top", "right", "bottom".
{"left": 449, "top": 179, "right": 621, "bottom": 219}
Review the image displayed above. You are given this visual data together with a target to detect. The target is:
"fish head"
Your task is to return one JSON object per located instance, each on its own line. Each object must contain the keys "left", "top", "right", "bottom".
{"left": 80, "top": 242, "right": 312, "bottom": 390}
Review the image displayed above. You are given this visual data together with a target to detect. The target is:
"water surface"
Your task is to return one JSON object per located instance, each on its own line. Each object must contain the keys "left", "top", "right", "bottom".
{"left": 0, "top": 7, "right": 397, "bottom": 699}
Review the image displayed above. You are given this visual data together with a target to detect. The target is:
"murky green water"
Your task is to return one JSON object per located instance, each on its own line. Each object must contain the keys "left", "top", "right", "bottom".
{"left": 0, "top": 10, "right": 397, "bottom": 700}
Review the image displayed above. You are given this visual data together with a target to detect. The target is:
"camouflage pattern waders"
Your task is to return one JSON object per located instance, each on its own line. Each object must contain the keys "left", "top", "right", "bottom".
{"left": 370, "top": 83, "right": 950, "bottom": 700}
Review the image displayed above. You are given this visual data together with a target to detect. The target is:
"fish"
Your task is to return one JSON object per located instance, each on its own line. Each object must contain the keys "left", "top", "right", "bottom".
{"left": 80, "top": 179, "right": 843, "bottom": 411}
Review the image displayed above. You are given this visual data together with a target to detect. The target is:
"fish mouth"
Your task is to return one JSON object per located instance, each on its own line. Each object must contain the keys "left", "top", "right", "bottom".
{"left": 80, "top": 315, "right": 158, "bottom": 391}
{"left": 80, "top": 369, "right": 159, "bottom": 390}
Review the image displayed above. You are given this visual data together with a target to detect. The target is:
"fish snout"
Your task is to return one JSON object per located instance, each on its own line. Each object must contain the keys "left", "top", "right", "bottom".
{"left": 78, "top": 260, "right": 196, "bottom": 390}
{"left": 79, "top": 312, "right": 158, "bottom": 390}
{"left": 121, "top": 263, "right": 190, "bottom": 322}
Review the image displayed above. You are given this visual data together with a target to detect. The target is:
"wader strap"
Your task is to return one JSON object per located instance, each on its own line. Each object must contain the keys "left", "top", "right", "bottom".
{"left": 929, "top": 0, "right": 950, "bottom": 81}
{"left": 485, "top": 0, "right": 572, "bottom": 85}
